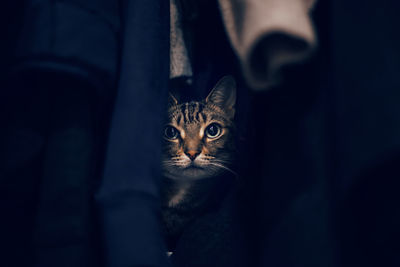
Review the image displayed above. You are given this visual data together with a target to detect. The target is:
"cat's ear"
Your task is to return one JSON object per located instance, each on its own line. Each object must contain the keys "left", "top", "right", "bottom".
{"left": 206, "top": 75, "right": 236, "bottom": 118}
{"left": 168, "top": 92, "right": 179, "bottom": 107}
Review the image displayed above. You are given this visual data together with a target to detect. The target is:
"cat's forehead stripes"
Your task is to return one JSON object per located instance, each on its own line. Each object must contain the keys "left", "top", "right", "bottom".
{"left": 169, "top": 102, "right": 232, "bottom": 132}
{"left": 175, "top": 101, "right": 205, "bottom": 124}
{"left": 200, "top": 113, "right": 207, "bottom": 123}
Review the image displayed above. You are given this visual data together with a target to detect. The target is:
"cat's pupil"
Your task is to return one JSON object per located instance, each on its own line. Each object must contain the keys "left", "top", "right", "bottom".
{"left": 205, "top": 123, "right": 221, "bottom": 138}
{"left": 165, "top": 126, "right": 179, "bottom": 139}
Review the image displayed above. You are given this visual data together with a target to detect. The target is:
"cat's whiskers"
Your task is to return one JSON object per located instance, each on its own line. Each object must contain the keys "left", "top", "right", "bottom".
{"left": 208, "top": 161, "right": 238, "bottom": 178}
{"left": 165, "top": 157, "right": 192, "bottom": 168}
{"left": 162, "top": 161, "right": 177, "bottom": 168}
{"left": 212, "top": 159, "right": 231, "bottom": 165}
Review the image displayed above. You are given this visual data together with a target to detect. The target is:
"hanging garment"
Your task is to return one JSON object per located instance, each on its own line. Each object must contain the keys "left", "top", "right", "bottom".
{"left": 1, "top": 1, "right": 120, "bottom": 266}
{"left": 330, "top": 0, "right": 400, "bottom": 266}
{"left": 218, "top": 0, "right": 318, "bottom": 90}
{"left": 96, "top": 1, "right": 171, "bottom": 267}
{"left": 171, "top": 0, "right": 318, "bottom": 91}
{"left": 250, "top": 0, "right": 400, "bottom": 266}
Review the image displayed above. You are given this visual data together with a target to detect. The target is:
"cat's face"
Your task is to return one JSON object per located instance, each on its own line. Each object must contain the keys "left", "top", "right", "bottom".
{"left": 162, "top": 76, "right": 236, "bottom": 181}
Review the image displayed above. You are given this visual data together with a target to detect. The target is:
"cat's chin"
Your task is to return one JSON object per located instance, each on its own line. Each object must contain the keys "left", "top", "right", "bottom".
{"left": 164, "top": 166, "right": 220, "bottom": 181}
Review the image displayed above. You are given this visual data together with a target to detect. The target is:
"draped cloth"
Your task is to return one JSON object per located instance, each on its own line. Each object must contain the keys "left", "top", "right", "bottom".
{"left": 96, "top": 1, "right": 171, "bottom": 266}
{"left": 1, "top": 1, "right": 120, "bottom": 266}
{"left": 218, "top": 0, "right": 317, "bottom": 90}
{"left": 171, "top": 0, "right": 318, "bottom": 90}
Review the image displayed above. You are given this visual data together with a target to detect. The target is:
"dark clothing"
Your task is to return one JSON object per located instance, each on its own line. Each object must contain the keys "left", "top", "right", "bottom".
{"left": 96, "top": 1, "right": 170, "bottom": 266}
{"left": 1, "top": 1, "right": 119, "bottom": 266}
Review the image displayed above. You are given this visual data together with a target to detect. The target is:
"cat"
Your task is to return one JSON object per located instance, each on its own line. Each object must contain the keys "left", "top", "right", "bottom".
{"left": 162, "top": 75, "right": 236, "bottom": 204}
{"left": 161, "top": 75, "right": 237, "bottom": 250}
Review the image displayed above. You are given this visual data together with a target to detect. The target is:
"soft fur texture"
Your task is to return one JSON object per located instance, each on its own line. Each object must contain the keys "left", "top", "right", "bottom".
{"left": 162, "top": 75, "right": 236, "bottom": 185}
{"left": 161, "top": 76, "right": 237, "bottom": 250}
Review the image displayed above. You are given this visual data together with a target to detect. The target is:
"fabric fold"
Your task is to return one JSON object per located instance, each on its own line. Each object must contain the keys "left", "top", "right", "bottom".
{"left": 218, "top": 0, "right": 317, "bottom": 90}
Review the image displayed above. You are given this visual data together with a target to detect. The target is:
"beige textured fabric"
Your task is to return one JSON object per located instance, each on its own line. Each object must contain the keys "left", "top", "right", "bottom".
{"left": 218, "top": 0, "right": 318, "bottom": 90}
{"left": 170, "top": 0, "right": 193, "bottom": 79}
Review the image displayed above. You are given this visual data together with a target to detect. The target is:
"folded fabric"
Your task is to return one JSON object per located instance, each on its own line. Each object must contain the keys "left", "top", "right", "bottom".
{"left": 218, "top": 0, "right": 317, "bottom": 90}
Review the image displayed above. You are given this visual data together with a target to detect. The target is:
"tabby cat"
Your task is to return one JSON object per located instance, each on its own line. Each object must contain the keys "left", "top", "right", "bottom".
{"left": 161, "top": 75, "right": 237, "bottom": 250}
{"left": 162, "top": 75, "right": 236, "bottom": 206}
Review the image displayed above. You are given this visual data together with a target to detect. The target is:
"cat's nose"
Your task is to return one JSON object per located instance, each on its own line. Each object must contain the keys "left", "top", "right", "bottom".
{"left": 185, "top": 150, "right": 200, "bottom": 160}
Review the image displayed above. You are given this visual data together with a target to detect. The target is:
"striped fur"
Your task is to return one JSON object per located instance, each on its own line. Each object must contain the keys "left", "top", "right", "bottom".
{"left": 162, "top": 76, "right": 236, "bottom": 184}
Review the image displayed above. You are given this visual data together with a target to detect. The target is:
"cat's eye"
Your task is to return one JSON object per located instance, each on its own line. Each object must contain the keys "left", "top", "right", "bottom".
{"left": 164, "top": 126, "right": 179, "bottom": 140}
{"left": 205, "top": 123, "right": 222, "bottom": 139}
